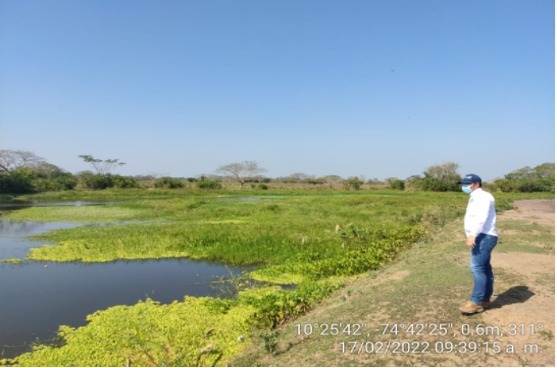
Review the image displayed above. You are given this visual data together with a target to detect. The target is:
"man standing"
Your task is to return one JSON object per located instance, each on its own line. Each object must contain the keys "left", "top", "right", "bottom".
{"left": 458, "top": 174, "right": 498, "bottom": 314}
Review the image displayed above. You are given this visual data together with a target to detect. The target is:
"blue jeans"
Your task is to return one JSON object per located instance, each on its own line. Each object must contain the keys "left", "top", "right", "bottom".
{"left": 469, "top": 233, "right": 498, "bottom": 304}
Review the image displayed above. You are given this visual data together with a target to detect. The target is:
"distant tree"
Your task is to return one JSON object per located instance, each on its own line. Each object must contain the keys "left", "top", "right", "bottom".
{"left": 493, "top": 163, "right": 555, "bottom": 192}
{"left": 366, "top": 178, "right": 384, "bottom": 185}
{"left": 419, "top": 162, "right": 461, "bottom": 192}
{"left": 216, "top": 161, "right": 266, "bottom": 188}
{"left": 0, "top": 149, "right": 45, "bottom": 173}
{"left": 305, "top": 177, "right": 325, "bottom": 185}
{"left": 33, "top": 163, "right": 64, "bottom": 177}
{"left": 244, "top": 160, "right": 267, "bottom": 180}
{"left": 322, "top": 175, "right": 343, "bottom": 188}
{"left": 77, "top": 171, "right": 114, "bottom": 190}
{"left": 216, "top": 163, "right": 244, "bottom": 185}
{"left": 0, "top": 150, "right": 78, "bottom": 193}
{"left": 154, "top": 177, "right": 184, "bottom": 189}
{"left": 111, "top": 175, "right": 139, "bottom": 189}
{"left": 196, "top": 176, "right": 222, "bottom": 189}
{"left": 32, "top": 163, "right": 77, "bottom": 191}
{"left": 288, "top": 173, "right": 311, "bottom": 182}
{"left": 344, "top": 176, "right": 364, "bottom": 190}
{"left": 78, "top": 155, "right": 125, "bottom": 175}
{"left": 386, "top": 177, "right": 405, "bottom": 190}
{"left": 0, "top": 168, "right": 36, "bottom": 193}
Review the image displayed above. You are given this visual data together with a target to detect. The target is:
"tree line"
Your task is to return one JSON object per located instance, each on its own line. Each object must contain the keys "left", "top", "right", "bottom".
{"left": 0, "top": 149, "right": 554, "bottom": 194}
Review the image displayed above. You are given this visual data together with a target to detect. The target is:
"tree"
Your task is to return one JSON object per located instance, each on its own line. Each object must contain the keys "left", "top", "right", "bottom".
{"left": 196, "top": 177, "right": 222, "bottom": 189}
{"left": 321, "top": 175, "right": 343, "bottom": 188}
{"left": 78, "top": 155, "right": 125, "bottom": 175}
{"left": 419, "top": 162, "right": 461, "bottom": 192}
{"left": 344, "top": 176, "right": 364, "bottom": 190}
{"left": 154, "top": 177, "right": 184, "bottom": 189}
{"left": 244, "top": 160, "right": 267, "bottom": 179}
{"left": 0, "top": 149, "right": 45, "bottom": 173}
{"left": 32, "top": 163, "right": 77, "bottom": 191}
{"left": 386, "top": 177, "right": 405, "bottom": 190}
{"left": 0, "top": 150, "right": 78, "bottom": 193}
{"left": 216, "top": 161, "right": 266, "bottom": 188}
{"left": 288, "top": 173, "right": 311, "bottom": 182}
{"left": 494, "top": 163, "right": 555, "bottom": 192}
{"left": 0, "top": 168, "right": 36, "bottom": 193}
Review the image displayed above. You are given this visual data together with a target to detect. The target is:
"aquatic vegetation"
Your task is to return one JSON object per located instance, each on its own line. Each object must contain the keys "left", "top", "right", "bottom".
{"left": 10, "top": 280, "right": 344, "bottom": 366}
{"left": 4, "top": 204, "right": 147, "bottom": 223}
{"left": 12, "top": 297, "right": 254, "bottom": 367}
{"left": 0, "top": 258, "right": 21, "bottom": 264}
{"left": 16, "top": 191, "right": 462, "bottom": 267}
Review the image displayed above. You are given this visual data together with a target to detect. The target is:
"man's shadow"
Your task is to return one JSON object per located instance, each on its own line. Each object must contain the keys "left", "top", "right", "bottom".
{"left": 490, "top": 286, "right": 534, "bottom": 309}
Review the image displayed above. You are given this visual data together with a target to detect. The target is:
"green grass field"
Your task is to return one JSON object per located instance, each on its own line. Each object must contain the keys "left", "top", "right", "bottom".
{"left": 1, "top": 188, "right": 551, "bottom": 366}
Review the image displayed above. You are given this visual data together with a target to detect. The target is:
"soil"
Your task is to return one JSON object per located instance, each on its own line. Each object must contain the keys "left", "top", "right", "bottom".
{"left": 479, "top": 199, "right": 555, "bottom": 367}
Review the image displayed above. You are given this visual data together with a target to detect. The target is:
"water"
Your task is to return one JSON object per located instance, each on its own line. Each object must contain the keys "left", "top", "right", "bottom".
{"left": 0, "top": 202, "right": 247, "bottom": 358}
{"left": 0, "top": 259, "right": 244, "bottom": 358}
{"left": 0, "top": 200, "right": 114, "bottom": 210}
{"left": 0, "top": 221, "right": 80, "bottom": 259}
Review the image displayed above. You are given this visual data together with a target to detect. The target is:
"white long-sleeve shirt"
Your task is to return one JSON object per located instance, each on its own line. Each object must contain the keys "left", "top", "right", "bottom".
{"left": 464, "top": 188, "right": 498, "bottom": 237}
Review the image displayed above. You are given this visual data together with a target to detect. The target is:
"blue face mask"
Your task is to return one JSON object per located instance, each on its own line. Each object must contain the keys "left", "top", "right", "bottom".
{"left": 461, "top": 184, "right": 473, "bottom": 194}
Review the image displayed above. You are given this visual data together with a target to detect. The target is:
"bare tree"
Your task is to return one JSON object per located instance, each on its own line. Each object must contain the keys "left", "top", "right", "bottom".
{"left": 78, "top": 155, "right": 125, "bottom": 175}
{"left": 244, "top": 160, "right": 267, "bottom": 179}
{"left": 288, "top": 172, "right": 312, "bottom": 182}
{"left": 321, "top": 175, "right": 343, "bottom": 188}
{"left": 0, "top": 149, "right": 45, "bottom": 173}
{"left": 216, "top": 161, "right": 266, "bottom": 188}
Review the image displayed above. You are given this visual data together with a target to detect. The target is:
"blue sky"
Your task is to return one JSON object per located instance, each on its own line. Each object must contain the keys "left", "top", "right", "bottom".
{"left": 1, "top": 0, "right": 554, "bottom": 181}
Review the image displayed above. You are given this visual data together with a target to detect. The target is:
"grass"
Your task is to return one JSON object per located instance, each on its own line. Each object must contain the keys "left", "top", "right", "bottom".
{"left": 495, "top": 219, "right": 555, "bottom": 254}
{"left": 1, "top": 188, "right": 552, "bottom": 366}
{"left": 229, "top": 196, "right": 554, "bottom": 367}
{"left": 3, "top": 205, "right": 147, "bottom": 223}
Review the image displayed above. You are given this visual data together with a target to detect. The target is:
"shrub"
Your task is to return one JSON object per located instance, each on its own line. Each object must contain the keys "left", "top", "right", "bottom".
{"left": 0, "top": 168, "right": 36, "bottom": 194}
{"left": 196, "top": 179, "right": 222, "bottom": 190}
{"left": 33, "top": 173, "right": 78, "bottom": 192}
{"left": 154, "top": 177, "right": 184, "bottom": 189}
{"left": 78, "top": 173, "right": 114, "bottom": 190}
{"left": 344, "top": 177, "right": 363, "bottom": 190}
{"left": 408, "top": 162, "right": 461, "bottom": 192}
{"left": 389, "top": 179, "right": 405, "bottom": 190}
{"left": 112, "top": 175, "right": 139, "bottom": 189}
{"left": 493, "top": 163, "right": 555, "bottom": 192}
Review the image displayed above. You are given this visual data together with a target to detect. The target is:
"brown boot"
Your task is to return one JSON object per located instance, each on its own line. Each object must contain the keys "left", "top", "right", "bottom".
{"left": 459, "top": 301, "right": 484, "bottom": 314}
{"left": 482, "top": 301, "right": 492, "bottom": 309}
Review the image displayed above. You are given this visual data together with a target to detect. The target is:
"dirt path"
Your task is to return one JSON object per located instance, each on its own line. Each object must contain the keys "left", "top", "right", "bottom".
{"left": 479, "top": 200, "right": 555, "bottom": 366}
{"left": 234, "top": 199, "right": 555, "bottom": 367}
